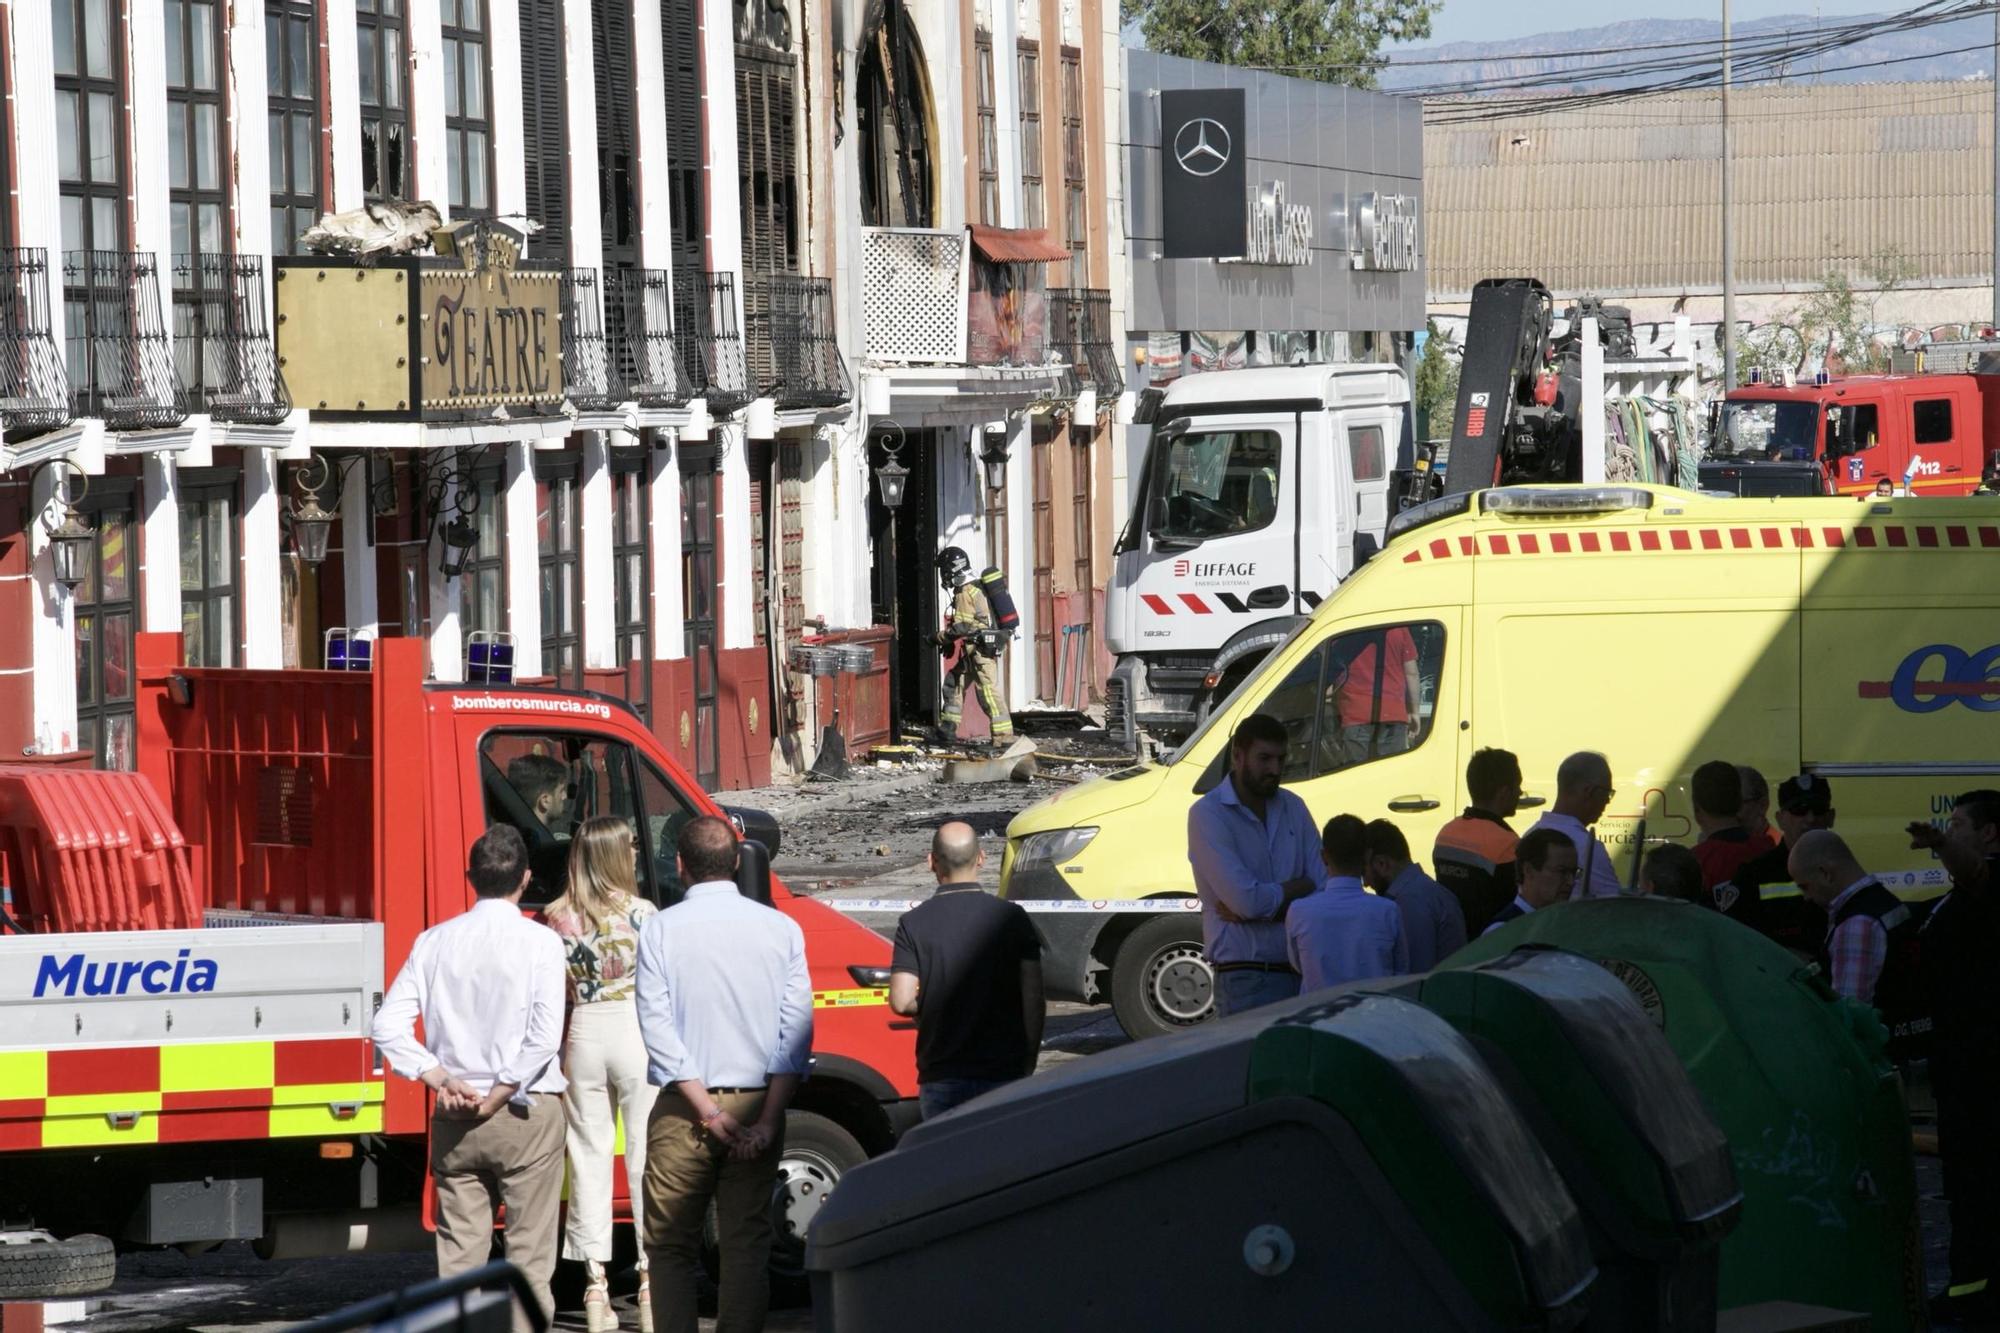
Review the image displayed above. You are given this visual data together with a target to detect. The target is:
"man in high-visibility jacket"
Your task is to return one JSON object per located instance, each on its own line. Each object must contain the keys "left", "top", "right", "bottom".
{"left": 934, "top": 546, "right": 1013, "bottom": 744}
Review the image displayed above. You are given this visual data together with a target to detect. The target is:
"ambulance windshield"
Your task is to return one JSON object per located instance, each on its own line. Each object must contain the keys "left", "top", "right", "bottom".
{"left": 1140, "top": 427, "right": 1284, "bottom": 544}
{"left": 1718, "top": 400, "right": 1822, "bottom": 461}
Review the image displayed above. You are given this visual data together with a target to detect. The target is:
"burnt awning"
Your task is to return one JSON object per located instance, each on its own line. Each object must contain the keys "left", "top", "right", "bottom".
{"left": 968, "top": 225, "right": 1071, "bottom": 264}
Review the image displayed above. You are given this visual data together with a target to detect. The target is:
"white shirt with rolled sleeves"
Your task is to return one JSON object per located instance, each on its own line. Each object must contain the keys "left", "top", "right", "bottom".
{"left": 1530, "top": 812, "right": 1624, "bottom": 900}
{"left": 371, "top": 897, "right": 569, "bottom": 1104}
{"left": 635, "top": 881, "right": 814, "bottom": 1088}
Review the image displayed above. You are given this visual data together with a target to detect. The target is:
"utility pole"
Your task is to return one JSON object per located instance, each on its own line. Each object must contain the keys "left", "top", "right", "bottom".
{"left": 1721, "top": 0, "right": 1738, "bottom": 389}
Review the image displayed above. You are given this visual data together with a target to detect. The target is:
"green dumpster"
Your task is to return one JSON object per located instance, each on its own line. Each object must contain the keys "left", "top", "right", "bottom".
{"left": 1445, "top": 898, "right": 1922, "bottom": 1330}
{"left": 1419, "top": 948, "right": 1743, "bottom": 1330}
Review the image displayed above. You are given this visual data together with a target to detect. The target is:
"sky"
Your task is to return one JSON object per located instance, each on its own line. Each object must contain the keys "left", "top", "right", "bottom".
{"left": 1420, "top": 1, "right": 1891, "bottom": 46}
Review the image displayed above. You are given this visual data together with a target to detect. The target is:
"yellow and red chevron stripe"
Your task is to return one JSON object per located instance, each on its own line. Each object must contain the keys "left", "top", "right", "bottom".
{"left": 0, "top": 1038, "right": 384, "bottom": 1150}
{"left": 1397, "top": 521, "right": 2000, "bottom": 564}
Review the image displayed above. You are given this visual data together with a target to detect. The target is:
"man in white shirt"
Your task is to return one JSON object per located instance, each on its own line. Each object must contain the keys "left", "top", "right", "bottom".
{"left": 636, "top": 816, "right": 813, "bottom": 1333}
{"left": 1529, "top": 751, "right": 1624, "bottom": 899}
{"left": 371, "top": 824, "right": 568, "bottom": 1331}
{"left": 1287, "top": 815, "right": 1408, "bottom": 992}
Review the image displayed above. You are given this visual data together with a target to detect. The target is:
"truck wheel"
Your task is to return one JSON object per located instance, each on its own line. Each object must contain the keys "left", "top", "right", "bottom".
{"left": 1111, "top": 915, "right": 1214, "bottom": 1040}
{"left": 0, "top": 1231, "right": 116, "bottom": 1300}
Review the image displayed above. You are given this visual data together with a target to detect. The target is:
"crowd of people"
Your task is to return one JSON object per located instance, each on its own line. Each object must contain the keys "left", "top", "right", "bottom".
{"left": 369, "top": 810, "right": 1046, "bottom": 1333}
{"left": 1188, "top": 711, "right": 2000, "bottom": 1324}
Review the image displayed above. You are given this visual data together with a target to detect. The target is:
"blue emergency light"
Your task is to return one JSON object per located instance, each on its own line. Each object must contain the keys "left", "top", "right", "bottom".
{"left": 466, "top": 632, "right": 516, "bottom": 685}
{"left": 1747, "top": 367, "right": 1762, "bottom": 384}
{"left": 323, "top": 628, "right": 375, "bottom": 672}
{"left": 1815, "top": 371, "right": 1829, "bottom": 386}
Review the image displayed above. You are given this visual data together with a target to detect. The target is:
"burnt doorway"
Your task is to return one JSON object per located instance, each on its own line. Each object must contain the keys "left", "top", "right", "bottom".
{"left": 867, "top": 427, "right": 938, "bottom": 734}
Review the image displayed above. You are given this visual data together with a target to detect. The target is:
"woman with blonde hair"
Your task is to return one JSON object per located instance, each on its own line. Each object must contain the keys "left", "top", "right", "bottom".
{"left": 546, "top": 816, "right": 659, "bottom": 1332}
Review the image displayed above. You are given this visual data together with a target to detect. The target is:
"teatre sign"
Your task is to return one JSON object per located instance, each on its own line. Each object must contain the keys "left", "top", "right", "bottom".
{"left": 1352, "top": 192, "right": 1418, "bottom": 272}
{"left": 1237, "top": 180, "right": 1314, "bottom": 266}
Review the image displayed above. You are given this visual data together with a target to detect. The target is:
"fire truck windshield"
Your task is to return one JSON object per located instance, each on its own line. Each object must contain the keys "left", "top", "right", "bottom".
{"left": 1141, "top": 427, "right": 1283, "bottom": 545}
{"left": 1718, "top": 400, "right": 1822, "bottom": 461}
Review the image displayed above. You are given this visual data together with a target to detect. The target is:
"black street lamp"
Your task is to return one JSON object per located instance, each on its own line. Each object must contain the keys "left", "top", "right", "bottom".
{"left": 875, "top": 455, "right": 910, "bottom": 509}
{"left": 32, "top": 461, "right": 94, "bottom": 593}
{"left": 439, "top": 514, "right": 480, "bottom": 578}
{"left": 287, "top": 457, "right": 340, "bottom": 567}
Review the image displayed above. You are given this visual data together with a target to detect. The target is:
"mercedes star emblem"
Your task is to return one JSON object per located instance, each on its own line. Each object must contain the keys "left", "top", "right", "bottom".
{"left": 1172, "top": 117, "right": 1232, "bottom": 177}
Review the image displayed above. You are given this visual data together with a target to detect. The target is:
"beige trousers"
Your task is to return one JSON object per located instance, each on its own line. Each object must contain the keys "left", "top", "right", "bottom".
{"left": 643, "top": 1089, "right": 784, "bottom": 1333}
{"left": 431, "top": 1094, "right": 567, "bottom": 1333}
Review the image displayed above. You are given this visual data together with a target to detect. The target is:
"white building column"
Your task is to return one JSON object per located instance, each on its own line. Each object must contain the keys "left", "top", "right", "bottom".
{"left": 503, "top": 441, "right": 543, "bottom": 677}
{"left": 241, "top": 449, "right": 285, "bottom": 668}
{"left": 341, "top": 457, "right": 380, "bottom": 634}
{"left": 428, "top": 478, "right": 464, "bottom": 681}
{"left": 650, "top": 435, "right": 685, "bottom": 658}
{"left": 489, "top": 0, "right": 527, "bottom": 221}
{"left": 718, "top": 429, "right": 753, "bottom": 650}
{"left": 227, "top": 0, "right": 276, "bottom": 263}
{"left": 139, "top": 454, "right": 184, "bottom": 634}
{"left": 632, "top": 0, "right": 675, "bottom": 269}
{"left": 127, "top": 0, "right": 172, "bottom": 270}
{"left": 560, "top": 0, "right": 605, "bottom": 267}
{"left": 407, "top": 0, "right": 449, "bottom": 209}
{"left": 325, "top": 0, "right": 365, "bottom": 212}
{"left": 579, "top": 432, "right": 616, "bottom": 669}
{"left": 28, "top": 466, "right": 78, "bottom": 757}
{"left": 13, "top": 0, "right": 63, "bottom": 348}
{"left": 992, "top": 0, "right": 1023, "bottom": 228}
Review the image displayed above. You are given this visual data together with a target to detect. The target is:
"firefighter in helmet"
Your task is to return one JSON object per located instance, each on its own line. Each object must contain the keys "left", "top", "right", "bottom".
{"left": 934, "top": 546, "right": 1014, "bottom": 744}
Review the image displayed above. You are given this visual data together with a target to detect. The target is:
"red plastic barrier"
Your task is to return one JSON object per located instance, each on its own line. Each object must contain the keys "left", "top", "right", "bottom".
{"left": 0, "top": 765, "right": 198, "bottom": 933}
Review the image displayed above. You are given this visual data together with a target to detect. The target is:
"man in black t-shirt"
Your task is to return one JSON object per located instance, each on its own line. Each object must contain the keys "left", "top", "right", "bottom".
{"left": 888, "top": 823, "right": 1045, "bottom": 1119}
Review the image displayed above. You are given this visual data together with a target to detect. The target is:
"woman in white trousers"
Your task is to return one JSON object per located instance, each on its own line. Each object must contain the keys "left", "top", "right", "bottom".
{"left": 546, "top": 817, "right": 660, "bottom": 1333}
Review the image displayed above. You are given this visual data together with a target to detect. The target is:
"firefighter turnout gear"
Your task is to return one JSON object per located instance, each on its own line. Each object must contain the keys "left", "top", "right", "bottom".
{"left": 938, "top": 573, "right": 1013, "bottom": 740}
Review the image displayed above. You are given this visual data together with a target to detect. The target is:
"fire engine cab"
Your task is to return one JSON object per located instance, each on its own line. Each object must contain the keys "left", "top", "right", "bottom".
{"left": 0, "top": 633, "right": 915, "bottom": 1297}
{"left": 1715, "top": 372, "right": 2000, "bottom": 496}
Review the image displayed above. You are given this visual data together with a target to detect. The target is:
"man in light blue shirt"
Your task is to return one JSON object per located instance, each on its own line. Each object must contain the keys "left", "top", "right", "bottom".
{"left": 636, "top": 816, "right": 812, "bottom": 1333}
{"left": 1188, "top": 713, "right": 1321, "bottom": 1016}
{"left": 1363, "top": 818, "right": 1467, "bottom": 972}
{"left": 1288, "top": 814, "right": 1408, "bottom": 992}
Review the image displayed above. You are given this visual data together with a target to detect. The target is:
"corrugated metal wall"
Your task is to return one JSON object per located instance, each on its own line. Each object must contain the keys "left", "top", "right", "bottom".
{"left": 1424, "top": 82, "right": 1994, "bottom": 299}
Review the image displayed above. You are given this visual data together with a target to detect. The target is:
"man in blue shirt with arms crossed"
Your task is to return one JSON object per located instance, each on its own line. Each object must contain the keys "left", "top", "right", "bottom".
{"left": 1188, "top": 713, "right": 1320, "bottom": 1016}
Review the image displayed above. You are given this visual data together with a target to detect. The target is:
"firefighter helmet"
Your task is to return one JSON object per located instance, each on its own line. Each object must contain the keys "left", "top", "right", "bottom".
{"left": 935, "top": 546, "right": 972, "bottom": 590}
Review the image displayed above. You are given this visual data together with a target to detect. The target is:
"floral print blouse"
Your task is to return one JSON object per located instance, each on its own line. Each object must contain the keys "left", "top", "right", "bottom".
{"left": 545, "top": 895, "right": 657, "bottom": 1004}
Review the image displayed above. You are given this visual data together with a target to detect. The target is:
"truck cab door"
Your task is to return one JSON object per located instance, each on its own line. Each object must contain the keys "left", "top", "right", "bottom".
{"left": 1120, "top": 411, "right": 1301, "bottom": 644}
{"left": 1338, "top": 408, "right": 1398, "bottom": 562}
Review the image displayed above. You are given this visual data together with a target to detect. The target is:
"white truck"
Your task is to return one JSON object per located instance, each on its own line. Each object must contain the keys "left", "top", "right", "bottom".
{"left": 1106, "top": 363, "right": 1409, "bottom": 748}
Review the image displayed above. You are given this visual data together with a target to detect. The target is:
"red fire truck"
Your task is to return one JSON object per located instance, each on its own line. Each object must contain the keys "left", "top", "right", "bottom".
{"left": 0, "top": 633, "right": 915, "bottom": 1296}
{"left": 1715, "top": 371, "right": 2000, "bottom": 496}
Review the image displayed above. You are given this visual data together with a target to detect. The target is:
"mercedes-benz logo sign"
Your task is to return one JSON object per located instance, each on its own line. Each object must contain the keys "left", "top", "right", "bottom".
{"left": 1173, "top": 117, "right": 1232, "bottom": 177}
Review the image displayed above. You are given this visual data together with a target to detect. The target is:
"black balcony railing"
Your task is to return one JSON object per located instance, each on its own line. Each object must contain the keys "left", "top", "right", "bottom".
{"left": 64, "top": 250, "right": 185, "bottom": 430}
{"left": 672, "top": 271, "right": 750, "bottom": 415}
{"left": 746, "top": 274, "right": 850, "bottom": 410}
{"left": 608, "top": 267, "right": 689, "bottom": 409}
{"left": 173, "top": 254, "right": 290, "bottom": 424}
{"left": 0, "top": 248, "right": 71, "bottom": 438}
{"left": 561, "top": 268, "right": 620, "bottom": 411}
{"left": 1049, "top": 287, "right": 1124, "bottom": 397}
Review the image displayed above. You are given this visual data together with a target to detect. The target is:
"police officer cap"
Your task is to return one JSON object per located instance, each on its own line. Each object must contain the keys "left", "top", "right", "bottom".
{"left": 1778, "top": 772, "right": 1833, "bottom": 813}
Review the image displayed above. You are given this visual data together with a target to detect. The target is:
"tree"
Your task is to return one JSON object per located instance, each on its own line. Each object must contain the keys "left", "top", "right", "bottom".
{"left": 1738, "top": 248, "right": 1916, "bottom": 385}
{"left": 1126, "top": 0, "right": 1438, "bottom": 89}
{"left": 1412, "top": 318, "right": 1458, "bottom": 441}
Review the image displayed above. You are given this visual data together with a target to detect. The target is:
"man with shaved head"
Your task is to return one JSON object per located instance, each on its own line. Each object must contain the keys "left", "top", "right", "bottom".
{"left": 889, "top": 821, "right": 1045, "bottom": 1118}
{"left": 1526, "top": 751, "right": 1623, "bottom": 900}
{"left": 1790, "top": 830, "right": 1920, "bottom": 1023}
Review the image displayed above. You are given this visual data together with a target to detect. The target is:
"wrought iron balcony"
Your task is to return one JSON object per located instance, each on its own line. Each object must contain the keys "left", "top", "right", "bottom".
{"left": 173, "top": 253, "right": 290, "bottom": 424}
{"left": 0, "top": 248, "right": 71, "bottom": 438}
{"left": 561, "top": 268, "right": 620, "bottom": 412}
{"left": 745, "top": 274, "right": 849, "bottom": 409}
{"left": 607, "top": 267, "right": 689, "bottom": 409}
{"left": 672, "top": 271, "right": 750, "bottom": 415}
{"left": 1048, "top": 287, "right": 1124, "bottom": 396}
{"left": 63, "top": 250, "right": 185, "bottom": 430}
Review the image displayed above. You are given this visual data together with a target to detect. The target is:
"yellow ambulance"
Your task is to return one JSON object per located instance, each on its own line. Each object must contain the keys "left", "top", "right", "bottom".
{"left": 1002, "top": 485, "right": 2000, "bottom": 1038}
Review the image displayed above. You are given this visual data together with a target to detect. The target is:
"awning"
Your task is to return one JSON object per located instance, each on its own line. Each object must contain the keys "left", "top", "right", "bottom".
{"left": 968, "top": 224, "right": 1071, "bottom": 264}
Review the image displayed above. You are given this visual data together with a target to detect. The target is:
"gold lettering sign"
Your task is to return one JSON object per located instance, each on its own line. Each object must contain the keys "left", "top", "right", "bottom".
{"left": 418, "top": 266, "right": 563, "bottom": 414}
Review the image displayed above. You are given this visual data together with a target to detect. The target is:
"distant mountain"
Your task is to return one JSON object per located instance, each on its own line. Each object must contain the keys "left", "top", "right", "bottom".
{"left": 1383, "top": 12, "right": 1993, "bottom": 95}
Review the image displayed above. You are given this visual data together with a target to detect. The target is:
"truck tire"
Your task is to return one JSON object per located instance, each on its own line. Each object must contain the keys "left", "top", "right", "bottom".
{"left": 1111, "top": 915, "right": 1214, "bottom": 1041}
{"left": 769, "top": 1111, "right": 864, "bottom": 1287}
{"left": 0, "top": 1232, "right": 116, "bottom": 1300}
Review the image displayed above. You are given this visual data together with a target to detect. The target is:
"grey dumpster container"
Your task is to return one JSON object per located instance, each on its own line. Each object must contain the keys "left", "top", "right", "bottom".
{"left": 806, "top": 991, "right": 1596, "bottom": 1332}
{"left": 1420, "top": 948, "right": 1744, "bottom": 1331}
